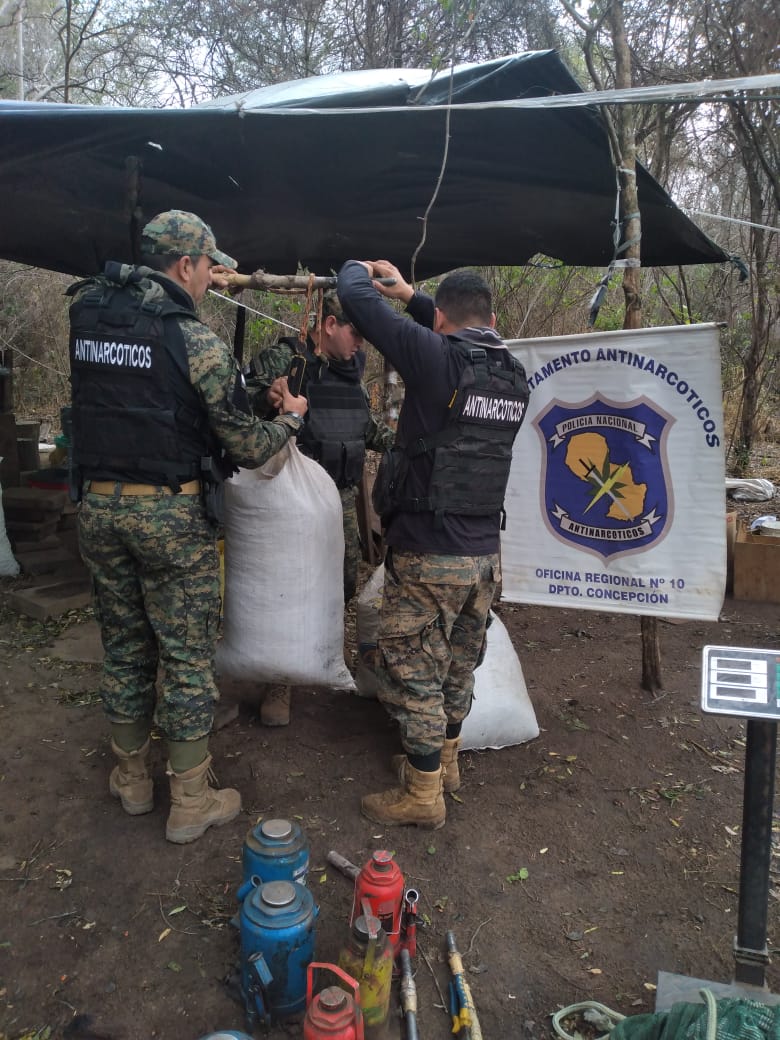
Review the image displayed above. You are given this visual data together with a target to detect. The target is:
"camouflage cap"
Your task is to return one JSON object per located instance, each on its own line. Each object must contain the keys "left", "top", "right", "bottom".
{"left": 141, "top": 210, "right": 237, "bottom": 269}
{"left": 312, "top": 289, "right": 346, "bottom": 324}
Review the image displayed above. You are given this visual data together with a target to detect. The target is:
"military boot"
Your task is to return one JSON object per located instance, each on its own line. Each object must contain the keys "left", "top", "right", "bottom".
{"left": 361, "top": 762, "right": 446, "bottom": 830}
{"left": 440, "top": 737, "right": 462, "bottom": 792}
{"left": 109, "top": 738, "right": 154, "bottom": 816}
{"left": 260, "top": 685, "right": 291, "bottom": 726}
{"left": 165, "top": 754, "right": 241, "bottom": 844}
{"left": 392, "top": 737, "right": 462, "bottom": 793}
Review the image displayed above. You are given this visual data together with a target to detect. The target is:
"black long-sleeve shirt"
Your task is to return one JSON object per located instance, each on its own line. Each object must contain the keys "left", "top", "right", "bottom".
{"left": 337, "top": 260, "right": 513, "bottom": 555}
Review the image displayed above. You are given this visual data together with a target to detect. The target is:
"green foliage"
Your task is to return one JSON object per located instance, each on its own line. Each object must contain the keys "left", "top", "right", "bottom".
{"left": 506, "top": 867, "right": 529, "bottom": 883}
{"left": 732, "top": 440, "right": 752, "bottom": 476}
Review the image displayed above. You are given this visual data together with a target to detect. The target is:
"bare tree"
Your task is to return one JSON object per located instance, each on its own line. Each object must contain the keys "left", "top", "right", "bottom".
{"left": 625, "top": 0, "right": 777, "bottom": 468}
{"left": 0, "top": 0, "right": 169, "bottom": 104}
{"left": 123, "top": 0, "right": 571, "bottom": 100}
{"left": 698, "top": 0, "right": 778, "bottom": 468}
{"left": 558, "top": 0, "right": 778, "bottom": 468}
{"left": 558, "top": 0, "right": 669, "bottom": 691}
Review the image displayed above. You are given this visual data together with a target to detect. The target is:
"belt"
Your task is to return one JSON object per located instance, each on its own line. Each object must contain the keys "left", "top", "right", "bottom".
{"left": 85, "top": 480, "right": 201, "bottom": 496}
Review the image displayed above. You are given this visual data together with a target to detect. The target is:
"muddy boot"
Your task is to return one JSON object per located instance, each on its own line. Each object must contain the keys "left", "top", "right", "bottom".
{"left": 109, "top": 738, "right": 154, "bottom": 816}
{"left": 361, "top": 762, "right": 445, "bottom": 830}
{"left": 391, "top": 753, "right": 406, "bottom": 779}
{"left": 165, "top": 754, "right": 241, "bottom": 844}
{"left": 260, "top": 685, "right": 291, "bottom": 727}
{"left": 440, "top": 737, "right": 462, "bottom": 793}
{"left": 392, "top": 737, "right": 462, "bottom": 793}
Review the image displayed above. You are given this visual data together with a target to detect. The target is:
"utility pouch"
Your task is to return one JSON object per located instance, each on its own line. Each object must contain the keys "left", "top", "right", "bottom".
{"left": 65, "top": 409, "right": 82, "bottom": 504}
{"left": 200, "top": 456, "right": 225, "bottom": 529}
{"left": 372, "top": 445, "right": 409, "bottom": 521}
{"left": 68, "top": 459, "right": 83, "bottom": 504}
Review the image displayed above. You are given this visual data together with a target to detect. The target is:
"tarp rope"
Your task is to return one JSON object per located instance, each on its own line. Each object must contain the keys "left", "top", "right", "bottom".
{"left": 300, "top": 273, "right": 316, "bottom": 347}
{"left": 588, "top": 165, "right": 642, "bottom": 327}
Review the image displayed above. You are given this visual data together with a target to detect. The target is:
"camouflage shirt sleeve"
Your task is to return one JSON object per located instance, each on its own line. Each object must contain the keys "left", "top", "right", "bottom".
{"left": 365, "top": 395, "right": 395, "bottom": 453}
{"left": 182, "top": 319, "right": 298, "bottom": 468}
{"left": 245, "top": 341, "right": 295, "bottom": 417}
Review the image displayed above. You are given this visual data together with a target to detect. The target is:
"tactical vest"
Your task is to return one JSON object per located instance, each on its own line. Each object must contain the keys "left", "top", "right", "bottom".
{"left": 67, "top": 263, "right": 219, "bottom": 489}
{"left": 392, "top": 339, "right": 529, "bottom": 526}
{"left": 288, "top": 342, "right": 371, "bottom": 489}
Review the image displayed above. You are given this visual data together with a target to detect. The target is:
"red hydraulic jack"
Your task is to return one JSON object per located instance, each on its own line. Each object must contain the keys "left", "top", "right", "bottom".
{"left": 327, "top": 850, "right": 419, "bottom": 964}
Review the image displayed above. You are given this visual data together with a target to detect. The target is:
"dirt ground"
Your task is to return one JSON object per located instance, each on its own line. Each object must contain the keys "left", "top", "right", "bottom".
{"left": 1, "top": 504, "right": 779, "bottom": 1040}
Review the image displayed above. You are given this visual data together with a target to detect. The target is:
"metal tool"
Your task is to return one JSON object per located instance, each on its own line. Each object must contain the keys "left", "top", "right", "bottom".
{"left": 326, "top": 849, "right": 360, "bottom": 881}
{"left": 402, "top": 888, "right": 419, "bottom": 958}
{"left": 446, "top": 930, "right": 482, "bottom": 1040}
{"left": 399, "top": 948, "right": 420, "bottom": 1040}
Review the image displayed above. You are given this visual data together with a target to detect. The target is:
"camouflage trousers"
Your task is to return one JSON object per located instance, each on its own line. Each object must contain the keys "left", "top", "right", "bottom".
{"left": 78, "top": 489, "right": 221, "bottom": 741}
{"left": 375, "top": 549, "right": 500, "bottom": 756}
{"left": 340, "top": 486, "right": 360, "bottom": 604}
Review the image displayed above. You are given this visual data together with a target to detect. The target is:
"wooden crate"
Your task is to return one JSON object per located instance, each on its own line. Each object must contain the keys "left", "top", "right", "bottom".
{"left": 733, "top": 522, "right": 780, "bottom": 603}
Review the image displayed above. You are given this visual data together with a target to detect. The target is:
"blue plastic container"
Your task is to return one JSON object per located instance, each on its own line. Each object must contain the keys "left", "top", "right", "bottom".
{"left": 239, "top": 878, "right": 318, "bottom": 1027}
{"left": 242, "top": 817, "right": 310, "bottom": 888}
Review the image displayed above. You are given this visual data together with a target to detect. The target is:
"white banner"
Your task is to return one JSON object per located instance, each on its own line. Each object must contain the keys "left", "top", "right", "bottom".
{"left": 501, "top": 324, "right": 726, "bottom": 620}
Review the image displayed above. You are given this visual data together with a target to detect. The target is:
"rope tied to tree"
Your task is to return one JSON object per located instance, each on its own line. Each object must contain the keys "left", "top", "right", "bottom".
{"left": 588, "top": 174, "right": 643, "bottom": 326}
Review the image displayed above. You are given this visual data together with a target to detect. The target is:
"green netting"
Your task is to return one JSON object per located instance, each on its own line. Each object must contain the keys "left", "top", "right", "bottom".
{"left": 610, "top": 993, "right": 780, "bottom": 1040}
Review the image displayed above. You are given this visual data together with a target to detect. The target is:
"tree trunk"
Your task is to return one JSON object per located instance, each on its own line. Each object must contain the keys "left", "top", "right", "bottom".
{"left": 608, "top": 0, "right": 662, "bottom": 693}
{"left": 735, "top": 115, "right": 772, "bottom": 472}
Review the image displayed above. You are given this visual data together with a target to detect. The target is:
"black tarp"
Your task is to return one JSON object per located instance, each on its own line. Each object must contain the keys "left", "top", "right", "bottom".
{"left": 0, "top": 52, "right": 729, "bottom": 278}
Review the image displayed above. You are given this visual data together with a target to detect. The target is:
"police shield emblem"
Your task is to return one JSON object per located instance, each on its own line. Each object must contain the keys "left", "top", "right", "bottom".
{"left": 535, "top": 395, "right": 674, "bottom": 561}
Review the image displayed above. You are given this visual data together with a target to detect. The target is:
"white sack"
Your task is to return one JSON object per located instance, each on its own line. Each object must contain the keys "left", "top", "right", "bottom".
{"left": 726, "top": 477, "right": 775, "bottom": 502}
{"left": 463, "top": 611, "right": 539, "bottom": 751}
{"left": 0, "top": 479, "right": 20, "bottom": 577}
{"left": 354, "top": 564, "right": 539, "bottom": 750}
{"left": 216, "top": 442, "right": 355, "bottom": 689}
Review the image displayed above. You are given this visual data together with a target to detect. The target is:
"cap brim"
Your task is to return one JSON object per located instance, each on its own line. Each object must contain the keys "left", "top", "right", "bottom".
{"left": 209, "top": 248, "right": 238, "bottom": 270}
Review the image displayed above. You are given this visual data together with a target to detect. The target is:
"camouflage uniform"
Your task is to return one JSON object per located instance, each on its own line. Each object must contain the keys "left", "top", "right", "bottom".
{"left": 338, "top": 261, "right": 527, "bottom": 769}
{"left": 74, "top": 251, "right": 301, "bottom": 743}
{"left": 79, "top": 494, "right": 221, "bottom": 739}
{"left": 340, "top": 486, "right": 361, "bottom": 604}
{"left": 247, "top": 337, "right": 393, "bottom": 602}
{"left": 376, "top": 550, "right": 499, "bottom": 755}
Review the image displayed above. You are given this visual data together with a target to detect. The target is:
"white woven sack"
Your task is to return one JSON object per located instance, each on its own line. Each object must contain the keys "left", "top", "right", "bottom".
{"left": 462, "top": 611, "right": 539, "bottom": 751}
{"left": 216, "top": 441, "right": 355, "bottom": 689}
{"left": 354, "top": 564, "right": 539, "bottom": 749}
{"left": 0, "top": 479, "right": 20, "bottom": 577}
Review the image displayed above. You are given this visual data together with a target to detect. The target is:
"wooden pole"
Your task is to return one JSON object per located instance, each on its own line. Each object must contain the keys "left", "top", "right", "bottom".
{"left": 224, "top": 272, "right": 397, "bottom": 292}
{"left": 225, "top": 271, "right": 339, "bottom": 292}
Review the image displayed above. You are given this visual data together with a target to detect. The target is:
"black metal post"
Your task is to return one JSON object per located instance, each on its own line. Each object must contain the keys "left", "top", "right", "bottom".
{"left": 233, "top": 303, "right": 246, "bottom": 365}
{"left": 734, "top": 718, "right": 777, "bottom": 986}
{"left": 125, "top": 155, "right": 143, "bottom": 264}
